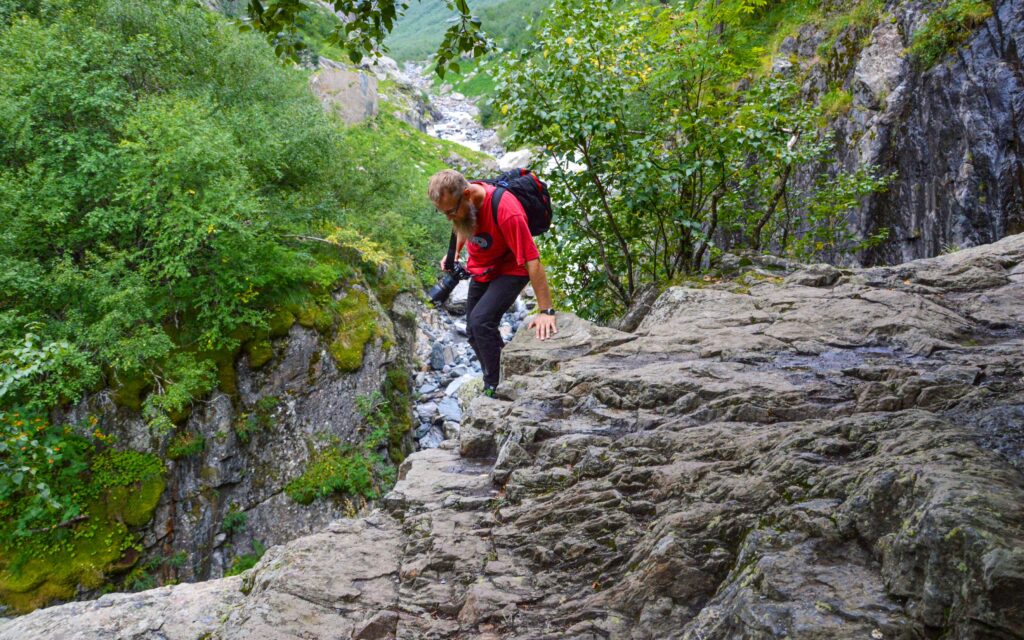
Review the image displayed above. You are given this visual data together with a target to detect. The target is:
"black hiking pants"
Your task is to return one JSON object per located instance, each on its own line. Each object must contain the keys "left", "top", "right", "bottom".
{"left": 466, "top": 274, "right": 530, "bottom": 388}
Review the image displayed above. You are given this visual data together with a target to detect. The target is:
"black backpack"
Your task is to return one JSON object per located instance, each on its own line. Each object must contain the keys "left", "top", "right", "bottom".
{"left": 443, "top": 168, "right": 553, "bottom": 272}
{"left": 480, "top": 168, "right": 553, "bottom": 236}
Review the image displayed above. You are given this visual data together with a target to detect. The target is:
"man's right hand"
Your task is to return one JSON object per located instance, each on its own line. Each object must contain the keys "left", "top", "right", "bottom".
{"left": 439, "top": 256, "right": 450, "bottom": 272}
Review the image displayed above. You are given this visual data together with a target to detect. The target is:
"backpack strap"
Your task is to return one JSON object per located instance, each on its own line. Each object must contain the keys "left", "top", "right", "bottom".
{"left": 491, "top": 187, "right": 505, "bottom": 226}
{"left": 444, "top": 231, "right": 457, "bottom": 271}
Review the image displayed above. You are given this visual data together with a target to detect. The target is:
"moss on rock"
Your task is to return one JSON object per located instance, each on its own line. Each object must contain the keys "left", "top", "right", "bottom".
{"left": 328, "top": 289, "right": 379, "bottom": 372}
{"left": 0, "top": 453, "right": 165, "bottom": 613}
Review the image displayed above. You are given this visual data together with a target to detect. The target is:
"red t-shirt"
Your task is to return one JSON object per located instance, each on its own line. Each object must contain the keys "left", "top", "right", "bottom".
{"left": 465, "top": 182, "right": 540, "bottom": 283}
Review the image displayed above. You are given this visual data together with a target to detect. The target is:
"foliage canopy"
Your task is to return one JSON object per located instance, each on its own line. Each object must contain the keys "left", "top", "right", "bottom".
{"left": 495, "top": 0, "right": 892, "bottom": 320}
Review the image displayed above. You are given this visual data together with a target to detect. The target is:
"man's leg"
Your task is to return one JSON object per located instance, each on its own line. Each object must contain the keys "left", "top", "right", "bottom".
{"left": 466, "top": 275, "right": 529, "bottom": 388}
{"left": 465, "top": 278, "right": 489, "bottom": 378}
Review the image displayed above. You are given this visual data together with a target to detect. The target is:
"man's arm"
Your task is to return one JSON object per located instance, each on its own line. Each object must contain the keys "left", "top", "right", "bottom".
{"left": 525, "top": 258, "right": 558, "bottom": 341}
{"left": 455, "top": 232, "right": 467, "bottom": 261}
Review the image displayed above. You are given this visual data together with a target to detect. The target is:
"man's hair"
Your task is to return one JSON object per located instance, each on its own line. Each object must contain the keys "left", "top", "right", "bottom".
{"left": 428, "top": 169, "right": 469, "bottom": 204}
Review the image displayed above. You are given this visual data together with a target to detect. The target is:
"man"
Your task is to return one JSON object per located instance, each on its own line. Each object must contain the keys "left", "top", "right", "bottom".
{"left": 428, "top": 169, "right": 558, "bottom": 396}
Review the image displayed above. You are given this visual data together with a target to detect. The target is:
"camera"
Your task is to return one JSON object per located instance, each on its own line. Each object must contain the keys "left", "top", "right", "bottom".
{"left": 428, "top": 262, "right": 471, "bottom": 306}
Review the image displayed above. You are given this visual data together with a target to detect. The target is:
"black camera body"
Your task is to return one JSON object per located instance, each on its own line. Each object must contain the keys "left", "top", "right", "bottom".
{"left": 428, "top": 262, "right": 471, "bottom": 306}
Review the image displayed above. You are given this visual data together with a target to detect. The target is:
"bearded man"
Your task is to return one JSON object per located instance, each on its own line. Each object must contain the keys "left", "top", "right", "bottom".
{"left": 428, "top": 169, "right": 558, "bottom": 396}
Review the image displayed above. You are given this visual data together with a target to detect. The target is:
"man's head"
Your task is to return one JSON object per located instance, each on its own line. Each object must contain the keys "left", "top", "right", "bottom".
{"left": 429, "top": 169, "right": 477, "bottom": 237}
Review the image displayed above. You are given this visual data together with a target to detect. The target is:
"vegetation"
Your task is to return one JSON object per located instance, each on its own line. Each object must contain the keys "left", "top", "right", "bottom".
{"left": 820, "top": 88, "right": 854, "bottom": 117}
{"left": 225, "top": 540, "right": 266, "bottom": 576}
{"left": 0, "top": 418, "right": 165, "bottom": 612}
{"left": 286, "top": 380, "right": 410, "bottom": 505}
{"left": 221, "top": 507, "right": 248, "bottom": 536}
{"left": 909, "top": 0, "right": 992, "bottom": 68}
{"left": 239, "top": 0, "right": 489, "bottom": 75}
{"left": 0, "top": 0, "right": 440, "bottom": 611}
{"left": 495, "top": 0, "right": 892, "bottom": 320}
{"left": 167, "top": 431, "right": 205, "bottom": 460}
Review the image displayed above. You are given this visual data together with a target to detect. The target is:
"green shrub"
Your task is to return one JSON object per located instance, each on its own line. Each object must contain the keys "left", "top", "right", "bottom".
{"left": 166, "top": 431, "right": 205, "bottom": 460}
{"left": 0, "top": 0, "right": 454, "bottom": 429}
{"left": 234, "top": 396, "right": 280, "bottom": 444}
{"left": 221, "top": 508, "right": 248, "bottom": 535}
{"left": 285, "top": 447, "right": 379, "bottom": 505}
{"left": 225, "top": 540, "right": 266, "bottom": 576}
{"left": 0, "top": 424, "right": 165, "bottom": 612}
{"left": 909, "top": 0, "right": 992, "bottom": 68}
{"left": 820, "top": 88, "right": 853, "bottom": 117}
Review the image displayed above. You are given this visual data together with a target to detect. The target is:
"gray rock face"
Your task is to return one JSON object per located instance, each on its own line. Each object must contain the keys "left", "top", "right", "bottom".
{"left": 309, "top": 61, "right": 378, "bottom": 125}
{"left": 54, "top": 289, "right": 417, "bottom": 589}
{"left": 789, "top": 0, "right": 1024, "bottom": 265}
{"left": 7, "top": 235, "right": 1024, "bottom": 638}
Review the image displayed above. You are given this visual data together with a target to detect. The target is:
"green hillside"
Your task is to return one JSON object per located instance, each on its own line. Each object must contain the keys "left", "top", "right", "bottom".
{"left": 0, "top": 0, "right": 486, "bottom": 611}
{"left": 385, "top": 0, "right": 549, "bottom": 62}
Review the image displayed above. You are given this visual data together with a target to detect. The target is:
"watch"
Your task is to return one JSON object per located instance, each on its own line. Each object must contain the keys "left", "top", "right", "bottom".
{"left": 540, "top": 308, "right": 556, "bottom": 316}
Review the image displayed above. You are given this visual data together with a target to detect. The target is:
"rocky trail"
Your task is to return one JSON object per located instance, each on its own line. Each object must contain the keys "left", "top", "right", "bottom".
{"left": 410, "top": 283, "right": 533, "bottom": 450}
{"left": 5, "top": 234, "right": 1024, "bottom": 639}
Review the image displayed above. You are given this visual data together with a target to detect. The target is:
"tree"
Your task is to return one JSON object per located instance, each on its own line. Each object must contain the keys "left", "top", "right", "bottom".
{"left": 242, "top": 0, "right": 490, "bottom": 75}
{"left": 494, "top": 0, "right": 891, "bottom": 321}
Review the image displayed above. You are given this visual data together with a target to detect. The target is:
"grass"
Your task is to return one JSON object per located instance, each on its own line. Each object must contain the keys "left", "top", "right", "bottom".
{"left": 820, "top": 87, "right": 853, "bottom": 116}
{"left": 167, "top": 430, "right": 205, "bottom": 460}
{"left": 225, "top": 540, "right": 266, "bottom": 576}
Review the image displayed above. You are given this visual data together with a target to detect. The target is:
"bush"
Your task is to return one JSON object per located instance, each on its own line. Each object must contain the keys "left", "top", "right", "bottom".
{"left": 909, "top": 0, "right": 992, "bottom": 68}
{"left": 225, "top": 540, "right": 266, "bottom": 576}
{"left": 285, "top": 447, "right": 379, "bottom": 505}
{"left": 0, "top": 0, "right": 441, "bottom": 429}
{"left": 495, "top": 0, "right": 892, "bottom": 321}
{"left": 166, "top": 431, "right": 205, "bottom": 460}
{"left": 820, "top": 88, "right": 853, "bottom": 117}
{"left": 221, "top": 507, "right": 248, "bottom": 535}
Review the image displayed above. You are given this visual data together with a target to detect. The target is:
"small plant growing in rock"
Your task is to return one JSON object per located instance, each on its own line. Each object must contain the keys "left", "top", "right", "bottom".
{"left": 222, "top": 507, "right": 248, "bottom": 536}
{"left": 234, "top": 396, "right": 280, "bottom": 444}
{"left": 225, "top": 540, "right": 266, "bottom": 576}
{"left": 909, "top": 0, "right": 992, "bottom": 69}
{"left": 166, "top": 431, "right": 205, "bottom": 460}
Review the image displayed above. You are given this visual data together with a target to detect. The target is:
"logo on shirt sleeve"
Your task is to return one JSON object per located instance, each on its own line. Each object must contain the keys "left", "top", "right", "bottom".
{"left": 470, "top": 233, "right": 493, "bottom": 250}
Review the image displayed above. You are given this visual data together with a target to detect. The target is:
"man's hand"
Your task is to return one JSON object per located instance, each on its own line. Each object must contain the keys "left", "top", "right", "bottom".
{"left": 439, "top": 256, "right": 450, "bottom": 272}
{"left": 527, "top": 313, "right": 558, "bottom": 341}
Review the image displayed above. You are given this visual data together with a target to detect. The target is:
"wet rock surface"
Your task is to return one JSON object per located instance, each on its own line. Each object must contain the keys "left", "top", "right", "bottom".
{"left": 5, "top": 235, "right": 1023, "bottom": 639}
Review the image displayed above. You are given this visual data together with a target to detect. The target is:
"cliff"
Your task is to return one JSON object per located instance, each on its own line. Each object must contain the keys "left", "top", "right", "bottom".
{"left": 791, "top": 0, "right": 1024, "bottom": 264}
{"left": 5, "top": 233, "right": 1022, "bottom": 639}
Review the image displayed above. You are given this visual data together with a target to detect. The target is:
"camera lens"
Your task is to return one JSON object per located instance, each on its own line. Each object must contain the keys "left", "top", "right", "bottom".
{"left": 428, "top": 271, "right": 461, "bottom": 306}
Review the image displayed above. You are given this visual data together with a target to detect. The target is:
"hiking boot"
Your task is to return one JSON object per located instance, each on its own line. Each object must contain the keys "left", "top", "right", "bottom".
{"left": 482, "top": 384, "right": 497, "bottom": 398}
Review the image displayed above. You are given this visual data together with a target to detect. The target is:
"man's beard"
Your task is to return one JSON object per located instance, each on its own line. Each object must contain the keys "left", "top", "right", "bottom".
{"left": 453, "top": 202, "right": 478, "bottom": 238}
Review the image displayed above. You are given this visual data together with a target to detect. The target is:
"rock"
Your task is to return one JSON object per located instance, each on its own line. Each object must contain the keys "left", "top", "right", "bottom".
{"left": 415, "top": 402, "right": 438, "bottom": 422}
{"left": 794, "top": 0, "right": 1024, "bottom": 265}
{"left": 784, "top": 263, "right": 843, "bottom": 287}
{"left": 417, "top": 382, "right": 439, "bottom": 395}
{"left": 445, "top": 374, "right": 475, "bottom": 396}
{"left": 497, "top": 148, "right": 534, "bottom": 171}
{"left": 852, "top": 21, "right": 906, "bottom": 111}
{"left": 309, "top": 64, "right": 378, "bottom": 125}
{"left": 459, "top": 424, "right": 495, "bottom": 459}
{"left": 443, "top": 280, "right": 470, "bottom": 316}
{"left": 417, "top": 427, "right": 445, "bottom": 450}
{"left": 429, "top": 343, "right": 454, "bottom": 371}
{"left": 10, "top": 235, "right": 1024, "bottom": 640}
{"left": 442, "top": 421, "right": 461, "bottom": 440}
{"left": 437, "top": 396, "right": 463, "bottom": 422}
